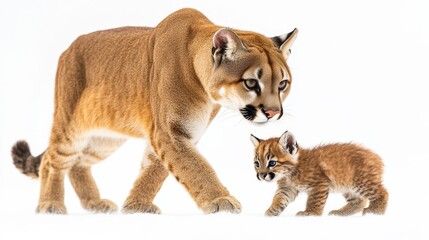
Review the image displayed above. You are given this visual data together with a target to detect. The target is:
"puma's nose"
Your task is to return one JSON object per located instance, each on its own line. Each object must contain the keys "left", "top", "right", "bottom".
{"left": 264, "top": 109, "right": 280, "bottom": 119}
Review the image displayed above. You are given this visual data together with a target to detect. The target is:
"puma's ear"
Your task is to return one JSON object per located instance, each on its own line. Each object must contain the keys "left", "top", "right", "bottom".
{"left": 250, "top": 134, "right": 262, "bottom": 147}
{"left": 212, "top": 28, "right": 245, "bottom": 66}
{"left": 279, "top": 131, "right": 299, "bottom": 156}
{"left": 271, "top": 28, "right": 298, "bottom": 60}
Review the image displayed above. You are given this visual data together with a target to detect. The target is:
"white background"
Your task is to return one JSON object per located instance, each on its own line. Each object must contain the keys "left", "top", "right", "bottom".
{"left": 1, "top": 0, "right": 428, "bottom": 239}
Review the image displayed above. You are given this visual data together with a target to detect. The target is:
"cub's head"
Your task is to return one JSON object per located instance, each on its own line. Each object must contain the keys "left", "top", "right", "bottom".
{"left": 250, "top": 131, "right": 299, "bottom": 182}
{"left": 208, "top": 28, "right": 298, "bottom": 123}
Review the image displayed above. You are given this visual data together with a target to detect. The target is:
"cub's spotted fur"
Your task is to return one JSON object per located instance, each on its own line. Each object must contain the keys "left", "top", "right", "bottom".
{"left": 11, "top": 8, "right": 298, "bottom": 214}
{"left": 250, "top": 131, "right": 388, "bottom": 216}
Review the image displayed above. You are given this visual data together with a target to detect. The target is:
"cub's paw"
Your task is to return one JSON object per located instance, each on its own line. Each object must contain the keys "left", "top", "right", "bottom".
{"left": 201, "top": 195, "right": 241, "bottom": 214}
{"left": 265, "top": 206, "right": 283, "bottom": 216}
{"left": 362, "top": 208, "right": 384, "bottom": 216}
{"left": 296, "top": 211, "right": 321, "bottom": 217}
{"left": 122, "top": 202, "right": 161, "bottom": 214}
{"left": 83, "top": 199, "right": 118, "bottom": 213}
{"left": 328, "top": 210, "right": 345, "bottom": 216}
{"left": 36, "top": 201, "right": 67, "bottom": 214}
{"left": 329, "top": 209, "right": 358, "bottom": 216}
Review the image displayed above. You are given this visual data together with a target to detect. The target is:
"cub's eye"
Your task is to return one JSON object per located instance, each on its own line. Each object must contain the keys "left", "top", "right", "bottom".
{"left": 278, "top": 80, "right": 289, "bottom": 91}
{"left": 268, "top": 160, "right": 277, "bottom": 167}
{"left": 243, "top": 79, "right": 260, "bottom": 92}
{"left": 254, "top": 161, "right": 260, "bottom": 168}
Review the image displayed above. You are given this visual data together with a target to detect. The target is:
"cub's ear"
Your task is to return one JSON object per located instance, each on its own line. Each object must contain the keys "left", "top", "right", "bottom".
{"left": 250, "top": 134, "right": 262, "bottom": 147}
{"left": 271, "top": 28, "right": 298, "bottom": 60}
{"left": 212, "top": 28, "right": 245, "bottom": 66}
{"left": 279, "top": 131, "right": 299, "bottom": 156}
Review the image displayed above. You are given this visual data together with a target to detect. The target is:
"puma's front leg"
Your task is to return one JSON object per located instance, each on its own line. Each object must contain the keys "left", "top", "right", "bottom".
{"left": 157, "top": 137, "right": 241, "bottom": 214}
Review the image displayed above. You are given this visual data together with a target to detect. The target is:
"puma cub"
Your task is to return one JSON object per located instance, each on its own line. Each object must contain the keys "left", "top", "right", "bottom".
{"left": 11, "top": 8, "right": 298, "bottom": 214}
{"left": 250, "top": 131, "right": 388, "bottom": 216}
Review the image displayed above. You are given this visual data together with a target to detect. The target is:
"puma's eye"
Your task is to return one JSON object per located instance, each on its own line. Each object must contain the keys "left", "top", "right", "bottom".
{"left": 254, "top": 161, "right": 260, "bottom": 168}
{"left": 268, "top": 160, "right": 277, "bottom": 167}
{"left": 243, "top": 79, "right": 259, "bottom": 91}
{"left": 278, "top": 80, "right": 289, "bottom": 91}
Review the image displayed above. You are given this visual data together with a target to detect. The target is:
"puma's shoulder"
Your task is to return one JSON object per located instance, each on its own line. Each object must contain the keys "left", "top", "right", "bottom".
{"left": 156, "top": 8, "right": 211, "bottom": 27}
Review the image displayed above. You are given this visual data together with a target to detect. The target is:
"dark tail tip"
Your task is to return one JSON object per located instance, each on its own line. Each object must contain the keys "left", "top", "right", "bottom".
{"left": 11, "top": 141, "right": 42, "bottom": 179}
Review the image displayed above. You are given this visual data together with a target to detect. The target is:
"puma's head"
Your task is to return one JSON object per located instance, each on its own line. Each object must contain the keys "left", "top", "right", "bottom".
{"left": 208, "top": 28, "right": 298, "bottom": 123}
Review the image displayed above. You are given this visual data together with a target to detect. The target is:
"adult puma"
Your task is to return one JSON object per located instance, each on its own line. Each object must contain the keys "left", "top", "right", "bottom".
{"left": 12, "top": 8, "right": 298, "bottom": 214}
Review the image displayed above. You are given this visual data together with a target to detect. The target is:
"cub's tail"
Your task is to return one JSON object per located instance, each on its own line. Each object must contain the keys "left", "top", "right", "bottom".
{"left": 11, "top": 141, "right": 43, "bottom": 179}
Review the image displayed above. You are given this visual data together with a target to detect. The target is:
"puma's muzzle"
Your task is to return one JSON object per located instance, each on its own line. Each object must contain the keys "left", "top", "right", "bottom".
{"left": 239, "top": 105, "right": 283, "bottom": 123}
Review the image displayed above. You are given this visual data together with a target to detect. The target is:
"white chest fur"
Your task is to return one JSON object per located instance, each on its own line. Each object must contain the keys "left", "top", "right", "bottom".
{"left": 187, "top": 102, "right": 213, "bottom": 144}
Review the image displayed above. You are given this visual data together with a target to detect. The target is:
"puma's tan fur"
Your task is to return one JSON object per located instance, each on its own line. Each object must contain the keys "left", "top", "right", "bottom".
{"left": 12, "top": 8, "right": 298, "bottom": 214}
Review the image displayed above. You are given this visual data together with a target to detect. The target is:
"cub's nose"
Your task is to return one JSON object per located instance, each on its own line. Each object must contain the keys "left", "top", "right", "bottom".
{"left": 257, "top": 172, "right": 276, "bottom": 181}
{"left": 257, "top": 172, "right": 267, "bottom": 181}
{"left": 264, "top": 109, "right": 280, "bottom": 119}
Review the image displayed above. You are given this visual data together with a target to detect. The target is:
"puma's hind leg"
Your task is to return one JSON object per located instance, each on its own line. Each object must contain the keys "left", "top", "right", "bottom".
{"left": 36, "top": 132, "right": 81, "bottom": 214}
{"left": 68, "top": 136, "right": 126, "bottom": 213}
{"left": 329, "top": 193, "right": 367, "bottom": 216}
{"left": 69, "top": 165, "right": 118, "bottom": 213}
{"left": 37, "top": 157, "right": 67, "bottom": 214}
{"left": 122, "top": 147, "right": 169, "bottom": 214}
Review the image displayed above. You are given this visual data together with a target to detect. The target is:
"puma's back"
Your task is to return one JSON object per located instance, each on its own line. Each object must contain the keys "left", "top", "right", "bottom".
{"left": 53, "top": 26, "right": 155, "bottom": 138}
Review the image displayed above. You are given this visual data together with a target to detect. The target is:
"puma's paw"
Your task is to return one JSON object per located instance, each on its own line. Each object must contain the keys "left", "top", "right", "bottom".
{"left": 83, "top": 199, "right": 118, "bottom": 213}
{"left": 121, "top": 201, "right": 161, "bottom": 214}
{"left": 36, "top": 201, "right": 67, "bottom": 214}
{"left": 296, "top": 210, "right": 322, "bottom": 216}
{"left": 265, "top": 206, "right": 283, "bottom": 216}
{"left": 201, "top": 195, "right": 242, "bottom": 214}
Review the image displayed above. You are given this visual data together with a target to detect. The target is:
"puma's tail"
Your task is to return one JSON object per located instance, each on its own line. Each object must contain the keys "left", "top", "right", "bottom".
{"left": 11, "top": 141, "right": 43, "bottom": 179}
